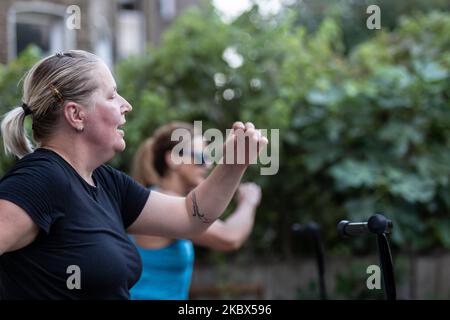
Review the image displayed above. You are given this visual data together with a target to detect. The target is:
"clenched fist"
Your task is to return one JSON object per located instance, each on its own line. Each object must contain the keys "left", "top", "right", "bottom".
{"left": 236, "top": 182, "right": 262, "bottom": 207}
{"left": 223, "top": 121, "right": 269, "bottom": 166}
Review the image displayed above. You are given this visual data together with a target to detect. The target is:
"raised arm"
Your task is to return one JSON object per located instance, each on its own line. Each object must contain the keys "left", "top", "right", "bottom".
{"left": 0, "top": 200, "right": 39, "bottom": 256}
{"left": 127, "top": 122, "right": 268, "bottom": 239}
{"left": 190, "top": 182, "right": 261, "bottom": 251}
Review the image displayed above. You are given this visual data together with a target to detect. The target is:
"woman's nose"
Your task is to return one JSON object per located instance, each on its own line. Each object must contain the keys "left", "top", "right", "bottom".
{"left": 120, "top": 95, "right": 132, "bottom": 113}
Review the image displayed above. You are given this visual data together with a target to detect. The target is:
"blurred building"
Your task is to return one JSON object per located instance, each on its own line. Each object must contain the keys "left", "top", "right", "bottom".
{"left": 0, "top": 0, "right": 200, "bottom": 65}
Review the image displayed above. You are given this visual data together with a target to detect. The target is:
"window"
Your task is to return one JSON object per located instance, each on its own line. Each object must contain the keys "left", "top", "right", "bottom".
{"left": 15, "top": 13, "right": 64, "bottom": 56}
{"left": 8, "top": 2, "right": 76, "bottom": 60}
{"left": 160, "top": 0, "right": 176, "bottom": 21}
{"left": 118, "top": 0, "right": 139, "bottom": 11}
{"left": 116, "top": 0, "right": 145, "bottom": 60}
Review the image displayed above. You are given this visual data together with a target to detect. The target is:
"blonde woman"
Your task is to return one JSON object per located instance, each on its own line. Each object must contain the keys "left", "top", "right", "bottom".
{"left": 0, "top": 50, "right": 268, "bottom": 299}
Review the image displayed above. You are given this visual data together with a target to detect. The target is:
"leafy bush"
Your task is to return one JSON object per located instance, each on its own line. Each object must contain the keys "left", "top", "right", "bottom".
{"left": 1, "top": 7, "right": 449, "bottom": 257}
{"left": 115, "top": 7, "right": 450, "bottom": 256}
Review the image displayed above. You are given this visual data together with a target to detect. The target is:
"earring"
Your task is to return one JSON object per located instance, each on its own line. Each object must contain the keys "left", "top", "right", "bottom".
{"left": 77, "top": 126, "right": 84, "bottom": 132}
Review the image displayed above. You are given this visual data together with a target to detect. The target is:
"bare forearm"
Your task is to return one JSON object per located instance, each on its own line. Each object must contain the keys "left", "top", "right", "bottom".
{"left": 182, "top": 121, "right": 267, "bottom": 236}
{"left": 185, "top": 164, "right": 247, "bottom": 232}
{"left": 222, "top": 201, "right": 257, "bottom": 245}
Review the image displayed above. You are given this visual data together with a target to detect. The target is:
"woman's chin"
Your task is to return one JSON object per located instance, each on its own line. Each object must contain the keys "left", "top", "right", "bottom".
{"left": 114, "top": 140, "right": 126, "bottom": 153}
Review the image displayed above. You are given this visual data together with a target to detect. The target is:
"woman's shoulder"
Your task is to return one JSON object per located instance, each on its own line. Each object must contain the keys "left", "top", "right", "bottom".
{"left": 93, "top": 164, "right": 135, "bottom": 192}
{"left": 1, "top": 148, "right": 69, "bottom": 183}
{"left": 0, "top": 149, "right": 72, "bottom": 204}
{"left": 94, "top": 164, "right": 124, "bottom": 182}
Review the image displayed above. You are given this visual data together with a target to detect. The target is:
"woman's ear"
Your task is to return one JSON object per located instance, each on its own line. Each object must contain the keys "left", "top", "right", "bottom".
{"left": 63, "top": 102, "right": 86, "bottom": 132}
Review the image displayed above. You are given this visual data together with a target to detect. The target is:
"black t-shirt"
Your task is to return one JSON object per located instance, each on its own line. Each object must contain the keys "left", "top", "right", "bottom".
{"left": 0, "top": 148, "right": 150, "bottom": 299}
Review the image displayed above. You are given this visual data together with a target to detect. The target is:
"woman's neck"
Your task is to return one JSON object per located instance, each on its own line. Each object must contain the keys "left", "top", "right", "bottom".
{"left": 40, "top": 141, "right": 102, "bottom": 187}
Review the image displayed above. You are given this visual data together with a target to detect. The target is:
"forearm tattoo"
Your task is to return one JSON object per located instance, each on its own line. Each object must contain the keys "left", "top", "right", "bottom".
{"left": 192, "top": 191, "right": 210, "bottom": 224}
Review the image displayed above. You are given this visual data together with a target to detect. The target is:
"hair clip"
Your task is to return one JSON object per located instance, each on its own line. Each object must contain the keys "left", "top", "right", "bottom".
{"left": 55, "top": 51, "right": 73, "bottom": 58}
{"left": 49, "top": 84, "right": 64, "bottom": 104}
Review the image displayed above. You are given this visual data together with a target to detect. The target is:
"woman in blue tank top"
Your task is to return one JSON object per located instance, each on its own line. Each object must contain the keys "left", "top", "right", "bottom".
{"left": 131, "top": 238, "right": 194, "bottom": 299}
{"left": 129, "top": 122, "right": 262, "bottom": 300}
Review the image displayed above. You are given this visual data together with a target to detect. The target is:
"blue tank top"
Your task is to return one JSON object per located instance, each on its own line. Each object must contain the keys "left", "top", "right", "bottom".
{"left": 130, "top": 239, "right": 195, "bottom": 300}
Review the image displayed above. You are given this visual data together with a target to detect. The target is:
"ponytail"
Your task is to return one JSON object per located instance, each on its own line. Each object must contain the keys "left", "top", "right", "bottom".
{"left": 131, "top": 137, "right": 160, "bottom": 187}
{"left": 1, "top": 106, "right": 34, "bottom": 158}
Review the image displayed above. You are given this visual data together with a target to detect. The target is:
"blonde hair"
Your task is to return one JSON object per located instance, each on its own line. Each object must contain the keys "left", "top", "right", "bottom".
{"left": 1, "top": 50, "right": 100, "bottom": 158}
{"left": 131, "top": 122, "right": 195, "bottom": 187}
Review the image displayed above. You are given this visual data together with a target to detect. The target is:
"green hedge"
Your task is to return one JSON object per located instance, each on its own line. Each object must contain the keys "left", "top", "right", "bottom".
{"left": 1, "top": 8, "right": 449, "bottom": 256}
{"left": 115, "top": 8, "right": 450, "bottom": 255}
